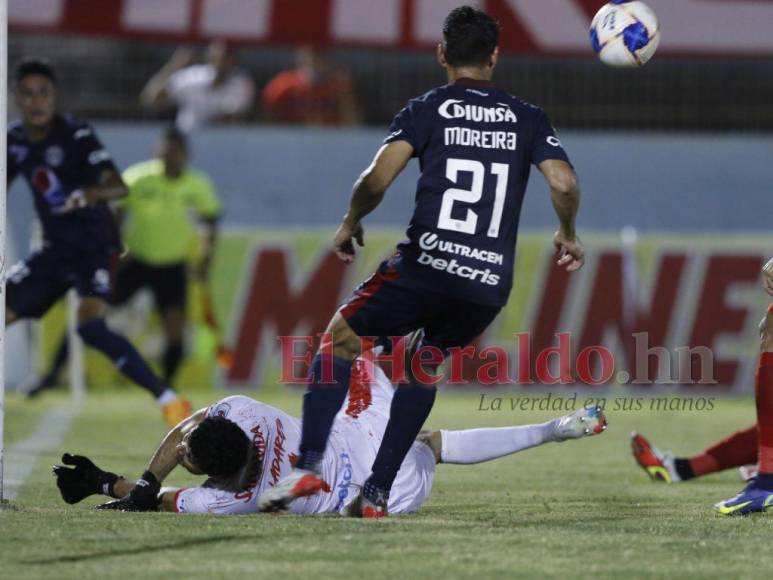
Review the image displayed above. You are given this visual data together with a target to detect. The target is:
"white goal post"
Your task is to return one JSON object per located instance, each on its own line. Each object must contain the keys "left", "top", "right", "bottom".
{"left": 67, "top": 290, "right": 86, "bottom": 405}
{"left": 0, "top": 0, "right": 9, "bottom": 503}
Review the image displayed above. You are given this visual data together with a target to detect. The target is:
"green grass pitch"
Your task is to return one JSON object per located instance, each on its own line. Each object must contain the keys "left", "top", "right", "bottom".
{"left": 3, "top": 389, "right": 773, "bottom": 579}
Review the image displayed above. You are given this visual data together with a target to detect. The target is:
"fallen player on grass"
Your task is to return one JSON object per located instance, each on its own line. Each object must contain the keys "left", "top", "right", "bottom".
{"left": 54, "top": 358, "right": 607, "bottom": 515}
{"left": 631, "top": 262, "right": 773, "bottom": 515}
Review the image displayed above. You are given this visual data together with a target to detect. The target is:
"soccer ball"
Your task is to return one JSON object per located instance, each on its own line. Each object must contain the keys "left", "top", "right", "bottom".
{"left": 590, "top": 1, "right": 660, "bottom": 67}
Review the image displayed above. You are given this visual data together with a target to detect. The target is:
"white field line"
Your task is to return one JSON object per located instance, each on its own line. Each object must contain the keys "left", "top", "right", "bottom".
{"left": 3, "top": 405, "right": 79, "bottom": 500}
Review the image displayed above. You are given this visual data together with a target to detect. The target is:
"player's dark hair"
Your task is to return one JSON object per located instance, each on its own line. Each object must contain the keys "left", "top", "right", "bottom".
{"left": 162, "top": 125, "right": 188, "bottom": 151}
{"left": 15, "top": 57, "right": 57, "bottom": 85}
{"left": 188, "top": 416, "right": 250, "bottom": 478}
{"left": 442, "top": 6, "right": 500, "bottom": 67}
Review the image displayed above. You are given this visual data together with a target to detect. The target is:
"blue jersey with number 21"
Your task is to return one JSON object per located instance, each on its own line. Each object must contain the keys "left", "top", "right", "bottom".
{"left": 384, "top": 78, "right": 571, "bottom": 307}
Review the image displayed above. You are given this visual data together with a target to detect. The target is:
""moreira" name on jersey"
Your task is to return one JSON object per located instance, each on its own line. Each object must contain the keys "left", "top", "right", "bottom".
{"left": 444, "top": 127, "right": 517, "bottom": 151}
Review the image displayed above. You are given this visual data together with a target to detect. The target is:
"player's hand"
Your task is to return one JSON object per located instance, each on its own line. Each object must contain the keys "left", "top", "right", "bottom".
{"left": 96, "top": 470, "right": 161, "bottom": 512}
{"left": 553, "top": 231, "right": 584, "bottom": 272}
{"left": 762, "top": 257, "right": 773, "bottom": 296}
{"left": 194, "top": 254, "right": 213, "bottom": 282}
{"left": 54, "top": 190, "right": 88, "bottom": 214}
{"left": 52, "top": 453, "right": 119, "bottom": 505}
{"left": 334, "top": 219, "right": 364, "bottom": 264}
{"left": 168, "top": 46, "right": 196, "bottom": 70}
{"left": 96, "top": 496, "right": 155, "bottom": 512}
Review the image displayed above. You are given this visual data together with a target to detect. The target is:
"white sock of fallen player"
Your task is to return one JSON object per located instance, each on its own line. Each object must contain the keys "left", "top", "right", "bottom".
{"left": 439, "top": 421, "right": 560, "bottom": 464}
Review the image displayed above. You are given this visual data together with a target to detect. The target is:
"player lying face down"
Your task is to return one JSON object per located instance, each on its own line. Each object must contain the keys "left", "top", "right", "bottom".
{"left": 53, "top": 407, "right": 244, "bottom": 512}
{"left": 53, "top": 363, "right": 608, "bottom": 515}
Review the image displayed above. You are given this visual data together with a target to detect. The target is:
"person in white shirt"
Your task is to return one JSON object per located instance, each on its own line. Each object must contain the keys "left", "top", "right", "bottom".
{"left": 54, "top": 357, "right": 607, "bottom": 516}
{"left": 141, "top": 40, "right": 254, "bottom": 132}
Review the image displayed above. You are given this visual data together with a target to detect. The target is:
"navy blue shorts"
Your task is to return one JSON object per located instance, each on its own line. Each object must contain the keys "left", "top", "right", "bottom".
{"left": 340, "top": 258, "right": 501, "bottom": 353}
{"left": 5, "top": 245, "right": 113, "bottom": 319}
{"left": 112, "top": 258, "right": 187, "bottom": 312}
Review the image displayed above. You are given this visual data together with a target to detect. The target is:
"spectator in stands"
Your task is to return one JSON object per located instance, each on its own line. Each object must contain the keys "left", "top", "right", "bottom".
{"left": 262, "top": 45, "right": 362, "bottom": 126}
{"left": 141, "top": 40, "right": 254, "bottom": 132}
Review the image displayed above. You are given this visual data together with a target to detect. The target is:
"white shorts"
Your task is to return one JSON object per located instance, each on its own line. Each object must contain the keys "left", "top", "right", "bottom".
{"left": 176, "top": 363, "right": 437, "bottom": 516}
{"left": 317, "top": 362, "right": 437, "bottom": 515}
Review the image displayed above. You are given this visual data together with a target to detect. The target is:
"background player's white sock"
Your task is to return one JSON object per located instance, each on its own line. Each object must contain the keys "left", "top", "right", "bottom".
{"left": 155, "top": 389, "right": 179, "bottom": 406}
{"left": 439, "top": 421, "right": 557, "bottom": 464}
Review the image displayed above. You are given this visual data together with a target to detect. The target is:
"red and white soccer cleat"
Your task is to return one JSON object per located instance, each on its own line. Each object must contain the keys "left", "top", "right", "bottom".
{"left": 343, "top": 490, "right": 388, "bottom": 518}
{"left": 631, "top": 432, "right": 680, "bottom": 483}
{"left": 257, "top": 468, "right": 327, "bottom": 513}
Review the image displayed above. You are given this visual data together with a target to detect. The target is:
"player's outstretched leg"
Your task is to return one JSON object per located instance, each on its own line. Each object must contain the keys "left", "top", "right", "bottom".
{"left": 716, "top": 306, "right": 773, "bottom": 516}
{"left": 439, "top": 404, "right": 607, "bottom": 464}
{"left": 351, "top": 330, "right": 445, "bottom": 519}
{"left": 160, "top": 305, "right": 186, "bottom": 385}
{"left": 359, "top": 380, "right": 438, "bottom": 518}
{"left": 632, "top": 426, "right": 758, "bottom": 484}
{"left": 258, "top": 313, "right": 360, "bottom": 512}
{"left": 345, "top": 381, "right": 438, "bottom": 519}
{"left": 77, "top": 298, "right": 190, "bottom": 426}
{"left": 162, "top": 340, "right": 184, "bottom": 385}
{"left": 692, "top": 426, "right": 759, "bottom": 481}
{"left": 352, "top": 303, "right": 502, "bottom": 518}
{"left": 345, "top": 406, "right": 607, "bottom": 517}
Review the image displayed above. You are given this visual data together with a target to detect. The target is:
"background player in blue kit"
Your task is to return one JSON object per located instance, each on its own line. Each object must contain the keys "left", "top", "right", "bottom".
{"left": 5, "top": 59, "right": 192, "bottom": 427}
{"left": 260, "top": 6, "right": 585, "bottom": 516}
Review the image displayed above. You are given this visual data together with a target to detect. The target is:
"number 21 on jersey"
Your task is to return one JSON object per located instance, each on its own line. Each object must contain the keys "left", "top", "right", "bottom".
{"left": 438, "top": 158, "right": 509, "bottom": 238}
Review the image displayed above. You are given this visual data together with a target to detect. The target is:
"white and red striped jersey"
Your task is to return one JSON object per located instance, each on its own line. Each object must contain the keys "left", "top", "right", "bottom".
{"left": 175, "top": 360, "right": 435, "bottom": 515}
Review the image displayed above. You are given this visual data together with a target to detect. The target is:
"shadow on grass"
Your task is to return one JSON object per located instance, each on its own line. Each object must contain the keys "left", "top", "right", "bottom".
{"left": 21, "top": 533, "right": 263, "bottom": 565}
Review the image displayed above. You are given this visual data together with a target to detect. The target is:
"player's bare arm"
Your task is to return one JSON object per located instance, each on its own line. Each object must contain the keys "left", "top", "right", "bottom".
{"left": 86, "top": 168, "right": 130, "bottom": 202}
{"left": 196, "top": 217, "right": 220, "bottom": 281}
{"left": 763, "top": 257, "right": 773, "bottom": 297}
{"left": 53, "top": 459, "right": 180, "bottom": 512}
{"left": 756, "top": 259, "right": 773, "bottom": 353}
{"left": 140, "top": 46, "right": 195, "bottom": 109}
{"left": 145, "top": 407, "right": 209, "bottom": 480}
{"left": 54, "top": 408, "right": 208, "bottom": 511}
{"left": 334, "top": 140, "right": 414, "bottom": 263}
{"left": 538, "top": 158, "right": 584, "bottom": 272}
{"left": 58, "top": 168, "right": 129, "bottom": 213}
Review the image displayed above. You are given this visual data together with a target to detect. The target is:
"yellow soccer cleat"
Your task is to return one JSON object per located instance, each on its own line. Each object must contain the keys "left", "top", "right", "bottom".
{"left": 161, "top": 396, "right": 193, "bottom": 427}
{"left": 631, "top": 432, "right": 680, "bottom": 483}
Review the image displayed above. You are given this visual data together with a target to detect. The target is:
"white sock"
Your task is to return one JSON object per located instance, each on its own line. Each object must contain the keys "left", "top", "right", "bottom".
{"left": 440, "top": 421, "right": 556, "bottom": 464}
{"left": 156, "top": 389, "right": 179, "bottom": 406}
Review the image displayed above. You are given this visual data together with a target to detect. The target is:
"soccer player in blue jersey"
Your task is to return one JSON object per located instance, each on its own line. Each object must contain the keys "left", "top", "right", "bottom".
{"left": 5, "top": 59, "right": 191, "bottom": 426}
{"left": 259, "top": 6, "right": 585, "bottom": 516}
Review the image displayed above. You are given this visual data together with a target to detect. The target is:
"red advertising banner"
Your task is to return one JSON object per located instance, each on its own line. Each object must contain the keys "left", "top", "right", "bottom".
{"left": 11, "top": 0, "right": 773, "bottom": 55}
{"left": 213, "top": 230, "right": 770, "bottom": 392}
{"left": 63, "top": 230, "right": 770, "bottom": 392}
